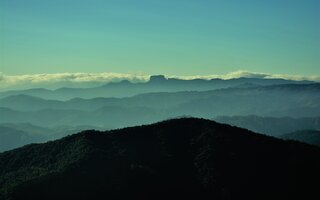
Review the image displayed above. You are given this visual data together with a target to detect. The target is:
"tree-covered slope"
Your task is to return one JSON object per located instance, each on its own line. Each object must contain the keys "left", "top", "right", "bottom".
{"left": 0, "top": 118, "right": 319, "bottom": 200}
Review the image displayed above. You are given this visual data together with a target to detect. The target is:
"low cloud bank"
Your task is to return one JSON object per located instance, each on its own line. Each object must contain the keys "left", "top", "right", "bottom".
{"left": 0, "top": 72, "right": 149, "bottom": 90}
{"left": 169, "top": 71, "right": 320, "bottom": 81}
{"left": 0, "top": 71, "right": 319, "bottom": 91}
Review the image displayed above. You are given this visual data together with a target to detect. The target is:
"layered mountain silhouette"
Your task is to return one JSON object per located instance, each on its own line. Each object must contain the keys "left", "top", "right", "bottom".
{"left": 1, "top": 83, "right": 320, "bottom": 151}
{"left": 0, "top": 126, "right": 44, "bottom": 152}
{"left": 0, "top": 118, "right": 319, "bottom": 200}
{"left": 0, "top": 76, "right": 313, "bottom": 100}
{"left": 1, "top": 83, "right": 319, "bottom": 126}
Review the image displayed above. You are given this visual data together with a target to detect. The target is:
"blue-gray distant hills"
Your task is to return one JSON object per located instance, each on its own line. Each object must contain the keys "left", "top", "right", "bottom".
{"left": 0, "top": 123, "right": 106, "bottom": 152}
{"left": 215, "top": 115, "right": 320, "bottom": 137}
{"left": 1, "top": 78, "right": 319, "bottom": 151}
{"left": 280, "top": 130, "right": 320, "bottom": 146}
{"left": 0, "top": 76, "right": 313, "bottom": 100}
{"left": 1, "top": 83, "right": 319, "bottom": 126}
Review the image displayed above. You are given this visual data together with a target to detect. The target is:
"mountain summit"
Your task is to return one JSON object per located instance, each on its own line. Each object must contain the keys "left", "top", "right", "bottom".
{"left": 0, "top": 118, "right": 319, "bottom": 200}
{"left": 149, "top": 75, "right": 167, "bottom": 83}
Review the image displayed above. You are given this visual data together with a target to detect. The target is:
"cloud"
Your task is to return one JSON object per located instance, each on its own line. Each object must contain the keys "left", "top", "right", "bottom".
{"left": 0, "top": 71, "right": 319, "bottom": 91}
{"left": 169, "top": 71, "right": 268, "bottom": 80}
{"left": 0, "top": 72, "right": 149, "bottom": 91}
{"left": 169, "top": 70, "right": 320, "bottom": 81}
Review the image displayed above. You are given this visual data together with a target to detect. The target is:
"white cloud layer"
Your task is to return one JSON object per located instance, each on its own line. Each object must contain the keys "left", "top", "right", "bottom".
{"left": 0, "top": 72, "right": 149, "bottom": 91}
{"left": 169, "top": 71, "right": 320, "bottom": 81}
{"left": 0, "top": 71, "right": 319, "bottom": 91}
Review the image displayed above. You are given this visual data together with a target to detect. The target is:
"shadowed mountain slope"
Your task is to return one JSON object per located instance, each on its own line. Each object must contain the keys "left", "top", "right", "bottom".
{"left": 0, "top": 118, "right": 319, "bottom": 200}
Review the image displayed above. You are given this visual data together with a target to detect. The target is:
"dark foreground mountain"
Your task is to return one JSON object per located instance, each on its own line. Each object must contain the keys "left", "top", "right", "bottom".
{"left": 0, "top": 118, "right": 319, "bottom": 200}
{"left": 280, "top": 130, "right": 320, "bottom": 146}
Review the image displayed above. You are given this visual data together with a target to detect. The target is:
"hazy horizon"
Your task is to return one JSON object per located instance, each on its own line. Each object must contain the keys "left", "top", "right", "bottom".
{"left": 1, "top": 70, "right": 320, "bottom": 91}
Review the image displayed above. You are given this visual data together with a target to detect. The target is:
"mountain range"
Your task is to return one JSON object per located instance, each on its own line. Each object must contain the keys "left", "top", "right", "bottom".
{"left": 280, "top": 130, "right": 320, "bottom": 146}
{"left": 0, "top": 76, "right": 313, "bottom": 100}
{"left": 215, "top": 115, "right": 320, "bottom": 137}
{"left": 1, "top": 78, "right": 320, "bottom": 151}
{"left": 1, "top": 83, "right": 319, "bottom": 127}
{"left": 0, "top": 123, "right": 106, "bottom": 152}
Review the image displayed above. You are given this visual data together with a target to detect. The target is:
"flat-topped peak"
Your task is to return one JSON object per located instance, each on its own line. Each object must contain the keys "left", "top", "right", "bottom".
{"left": 149, "top": 75, "right": 167, "bottom": 82}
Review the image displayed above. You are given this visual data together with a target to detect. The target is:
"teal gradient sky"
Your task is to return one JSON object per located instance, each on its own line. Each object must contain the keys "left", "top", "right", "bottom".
{"left": 0, "top": 0, "right": 319, "bottom": 76}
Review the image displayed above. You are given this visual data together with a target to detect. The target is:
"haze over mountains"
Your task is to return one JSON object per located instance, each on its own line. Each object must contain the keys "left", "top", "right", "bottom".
{"left": 1, "top": 75, "right": 320, "bottom": 199}
{"left": 0, "top": 76, "right": 320, "bottom": 151}
{"left": 215, "top": 115, "right": 320, "bottom": 137}
{"left": 2, "top": 0, "right": 319, "bottom": 198}
{"left": 0, "top": 123, "right": 104, "bottom": 152}
{"left": 0, "top": 75, "right": 313, "bottom": 100}
{"left": 1, "top": 76, "right": 319, "bottom": 199}
{"left": 280, "top": 130, "right": 320, "bottom": 146}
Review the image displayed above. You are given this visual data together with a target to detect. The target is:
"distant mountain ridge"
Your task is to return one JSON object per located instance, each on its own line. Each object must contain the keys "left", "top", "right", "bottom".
{"left": 0, "top": 123, "right": 106, "bottom": 152}
{"left": 1, "top": 84, "right": 319, "bottom": 127}
{"left": 280, "top": 130, "right": 320, "bottom": 146}
{"left": 0, "top": 118, "right": 319, "bottom": 200}
{"left": 1, "top": 83, "right": 320, "bottom": 112}
{"left": 0, "top": 76, "right": 313, "bottom": 100}
{"left": 215, "top": 115, "right": 320, "bottom": 137}
{"left": 0, "top": 126, "right": 44, "bottom": 152}
{"left": 1, "top": 82, "right": 319, "bottom": 152}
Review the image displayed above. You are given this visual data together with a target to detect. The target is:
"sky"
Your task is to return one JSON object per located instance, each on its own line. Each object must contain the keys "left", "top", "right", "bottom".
{"left": 0, "top": 0, "right": 319, "bottom": 77}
